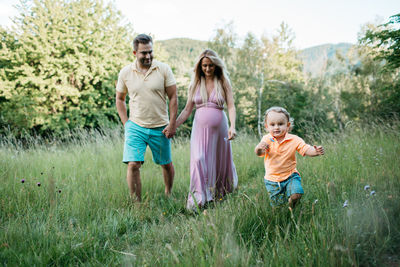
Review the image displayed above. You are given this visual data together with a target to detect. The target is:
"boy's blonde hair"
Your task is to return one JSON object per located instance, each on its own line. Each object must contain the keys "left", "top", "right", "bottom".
{"left": 264, "top": 106, "right": 294, "bottom": 132}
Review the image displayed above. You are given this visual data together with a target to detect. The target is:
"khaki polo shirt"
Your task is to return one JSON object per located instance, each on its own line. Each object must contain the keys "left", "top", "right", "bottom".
{"left": 116, "top": 60, "right": 176, "bottom": 128}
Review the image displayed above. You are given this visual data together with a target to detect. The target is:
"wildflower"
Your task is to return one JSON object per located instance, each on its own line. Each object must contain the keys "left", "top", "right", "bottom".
{"left": 334, "top": 244, "right": 348, "bottom": 252}
{"left": 37, "top": 182, "right": 41, "bottom": 187}
{"left": 370, "top": 191, "right": 376, "bottom": 196}
{"left": 314, "top": 199, "right": 318, "bottom": 204}
{"left": 364, "top": 185, "right": 370, "bottom": 191}
{"left": 21, "top": 179, "right": 25, "bottom": 183}
{"left": 343, "top": 200, "right": 348, "bottom": 208}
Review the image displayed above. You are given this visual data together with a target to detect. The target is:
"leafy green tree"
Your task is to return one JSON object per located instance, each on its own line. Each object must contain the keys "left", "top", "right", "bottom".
{"left": 0, "top": 0, "right": 133, "bottom": 135}
{"left": 362, "top": 13, "right": 400, "bottom": 70}
{"left": 208, "top": 21, "right": 237, "bottom": 71}
{"left": 207, "top": 22, "right": 323, "bottom": 136}
{"left": 335, "top": 18, "right": 400, "bottom": 123}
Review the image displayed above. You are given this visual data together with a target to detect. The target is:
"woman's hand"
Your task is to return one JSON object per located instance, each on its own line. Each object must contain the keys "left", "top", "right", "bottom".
{"left": 228, "top": 127, "right": 236, "bottom": 140}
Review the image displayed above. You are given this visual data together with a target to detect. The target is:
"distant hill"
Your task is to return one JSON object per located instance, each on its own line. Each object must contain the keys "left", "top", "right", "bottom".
{"left": 299, "top": 43, "right": 354, "bottom": 76}
{"left": 158, "top": 38, "right": 355, "bottom": 79}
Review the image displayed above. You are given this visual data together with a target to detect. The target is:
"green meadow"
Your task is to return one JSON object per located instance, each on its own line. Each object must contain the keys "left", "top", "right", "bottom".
{"left": 1, "top": 123, "right": 399, "bottom": 266}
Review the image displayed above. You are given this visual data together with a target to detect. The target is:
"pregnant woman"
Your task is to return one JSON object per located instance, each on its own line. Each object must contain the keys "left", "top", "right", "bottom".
{"left": 176, "top": 49, "right": 238, "bottom": 210}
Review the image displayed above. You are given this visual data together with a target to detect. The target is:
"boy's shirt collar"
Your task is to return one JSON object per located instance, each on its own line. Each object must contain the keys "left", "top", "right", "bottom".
{"left": 267, "top": 133, "right": 293, "bottom": 144}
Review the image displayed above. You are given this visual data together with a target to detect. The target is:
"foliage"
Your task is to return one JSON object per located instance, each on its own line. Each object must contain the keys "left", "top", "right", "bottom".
{"left": 326, "top": 17, "right": 400, "bottom": 124}
{"left": 207, "top": 22, "right": 330, "bottom": 137}
{"left": 0, "top": 0, "right": 133, "bottom": 136}
{"left": 362, "top": 13, "right": 400, "bottom": 70}
{"left": 158, "top": 38, "right": 208, "bottom": 137}
{"left": 1, "top": 2, "right": 400, "bottom": 140}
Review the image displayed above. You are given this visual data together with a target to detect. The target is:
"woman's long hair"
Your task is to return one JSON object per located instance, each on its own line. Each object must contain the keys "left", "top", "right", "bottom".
{"left": 188, "top": 49, "right": 231, "bottom": 106}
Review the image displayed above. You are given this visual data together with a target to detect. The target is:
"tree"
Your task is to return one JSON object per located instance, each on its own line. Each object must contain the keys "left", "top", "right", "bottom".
{"left": 0, "top": 0, "right": 133, "bottom": 135}
{"left": 362, "top": 13, "right": 400, "bottom": 70}
{"left": 335, "top": 18, "right": 400, "bottom": 121}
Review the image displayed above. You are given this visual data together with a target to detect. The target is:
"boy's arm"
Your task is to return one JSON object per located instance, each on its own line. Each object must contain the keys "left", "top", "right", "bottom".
{"left": 255, "top": 141, "right": 269, "bottom": 157}
{"left": 305, "top": 145, "right": 325, "bottom": 157}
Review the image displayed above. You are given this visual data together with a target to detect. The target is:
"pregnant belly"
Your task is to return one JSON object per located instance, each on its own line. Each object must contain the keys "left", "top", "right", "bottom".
{"left": 194, "top": 107, "right": 223, "bottom": 128}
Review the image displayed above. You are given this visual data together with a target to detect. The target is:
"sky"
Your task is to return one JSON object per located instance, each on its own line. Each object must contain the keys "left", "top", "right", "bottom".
{"left": 0, "top": 0, "right": 399, "bottom": 49}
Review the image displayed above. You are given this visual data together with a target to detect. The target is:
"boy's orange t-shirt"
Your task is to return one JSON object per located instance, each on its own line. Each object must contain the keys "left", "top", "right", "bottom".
{"left": 261, "top": 133, "right": 311, "bottom": 182}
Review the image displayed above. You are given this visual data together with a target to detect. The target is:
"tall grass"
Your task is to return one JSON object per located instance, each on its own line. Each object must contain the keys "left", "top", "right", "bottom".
{"left": 1, "top": 123, "right": 399, "bottom": 266}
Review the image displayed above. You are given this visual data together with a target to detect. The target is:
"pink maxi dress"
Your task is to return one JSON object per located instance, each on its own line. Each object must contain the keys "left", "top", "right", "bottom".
{"left": 187, "top": 88, "right": 238, "bottom": 210}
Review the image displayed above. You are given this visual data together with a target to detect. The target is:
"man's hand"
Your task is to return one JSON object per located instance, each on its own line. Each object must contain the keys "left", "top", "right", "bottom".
{"left": 162, "top": 124, "right": 176, "bottom": 139}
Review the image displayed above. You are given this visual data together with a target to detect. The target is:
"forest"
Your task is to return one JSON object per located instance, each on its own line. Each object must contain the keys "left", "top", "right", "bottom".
{"left": 1, "top": 0, "right": 399, "bottom": 140}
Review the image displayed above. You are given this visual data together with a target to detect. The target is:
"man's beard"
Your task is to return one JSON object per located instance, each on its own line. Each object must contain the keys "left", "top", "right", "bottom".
{"left": 140, "top": 57, "right": 152, "bottom": 67}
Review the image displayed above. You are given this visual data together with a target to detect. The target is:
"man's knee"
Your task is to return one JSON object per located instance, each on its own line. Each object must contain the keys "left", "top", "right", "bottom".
{"left": 161, "top": 162, "right": 173, "bottom": 171}
{"left": 127, "top": 161, "right": 142, "bottom": 171}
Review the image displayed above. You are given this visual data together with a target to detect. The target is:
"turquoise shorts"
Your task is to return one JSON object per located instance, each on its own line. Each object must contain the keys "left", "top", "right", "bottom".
{"left": 123, "top": 120, "right": 172, "bottom": 165}
{"left": 264, "top": 172, "right": 304, "bottom": 206}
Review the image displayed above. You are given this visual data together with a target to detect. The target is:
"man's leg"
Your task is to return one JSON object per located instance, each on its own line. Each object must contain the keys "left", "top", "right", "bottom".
{"left": 161, "top": 162, "right": 174, "bottom": 196}
{"left": 127, "top": 161, "right": 142, "bottom": 201}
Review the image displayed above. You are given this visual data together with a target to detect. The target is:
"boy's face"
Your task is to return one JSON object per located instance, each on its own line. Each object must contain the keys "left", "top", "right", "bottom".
{"left": 265, "top": 111, "right": 290, "bottom": 139}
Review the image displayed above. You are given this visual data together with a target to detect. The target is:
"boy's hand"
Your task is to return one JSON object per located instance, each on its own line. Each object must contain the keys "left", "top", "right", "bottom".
{"left": 255, "top": 141, "right": 269, "bottom": 156}
{"left": 258, "top": 141, "right": 269, "bottom": 151}
{"left": 314, "top": 145, "right": 324, "bottom": 155}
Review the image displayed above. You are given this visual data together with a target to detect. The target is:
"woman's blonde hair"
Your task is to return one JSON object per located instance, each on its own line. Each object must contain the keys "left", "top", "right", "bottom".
{"left": 264, "top": 106, "right": 295, "bottom": 131}
{"left": 188, "top": 49, "right": 231, "bottom": 106}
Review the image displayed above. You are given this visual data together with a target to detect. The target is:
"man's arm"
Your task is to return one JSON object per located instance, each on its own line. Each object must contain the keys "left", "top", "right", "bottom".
{"left": 162, "top": 84, "right": 178, "bottom": 138}
{"left": 116, "top": 91, "right": 128, "bottom": 125}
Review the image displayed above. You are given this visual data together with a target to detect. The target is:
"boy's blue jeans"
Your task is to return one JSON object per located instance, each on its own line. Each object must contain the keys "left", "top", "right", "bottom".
{"left": 264, "top": 172, "right": 304, "bottom": 206}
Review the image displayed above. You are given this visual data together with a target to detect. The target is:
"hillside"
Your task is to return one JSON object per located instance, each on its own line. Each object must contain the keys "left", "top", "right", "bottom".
{"left": 158, "top": 38, "right": 208, "bottom": 85}
{"left": 157, "top": 38, "right": 355, "bottom": 78}
{"left": 299, "top": 42, "right": 354, "bottom": 76}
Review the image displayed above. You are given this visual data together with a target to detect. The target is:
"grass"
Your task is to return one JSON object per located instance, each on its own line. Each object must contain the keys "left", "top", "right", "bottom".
{"left": 1, "top": 123, "right": 400, "bottom": 266}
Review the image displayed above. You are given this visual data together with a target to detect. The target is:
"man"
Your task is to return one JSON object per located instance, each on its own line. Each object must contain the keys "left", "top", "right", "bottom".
{"left": 116, "top": 34, "right": 177, "bottom": 202}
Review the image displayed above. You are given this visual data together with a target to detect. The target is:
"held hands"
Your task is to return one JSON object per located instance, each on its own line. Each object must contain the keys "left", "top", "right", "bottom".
{"left": 162, "top": 124, "right": 176, "bottom": 139}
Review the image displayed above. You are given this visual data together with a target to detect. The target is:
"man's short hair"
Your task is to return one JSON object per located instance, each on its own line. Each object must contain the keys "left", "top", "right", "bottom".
{"left": 133, "top": 34, "right": 153, "bottom": 51}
